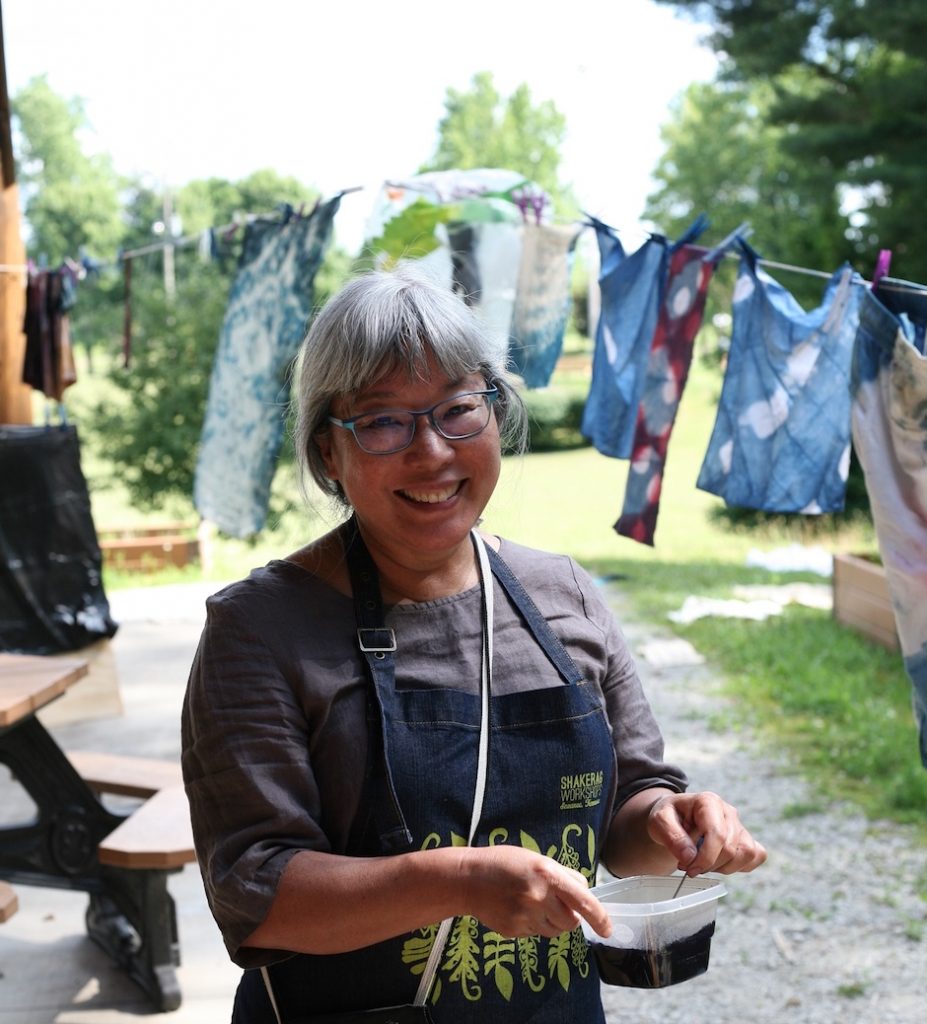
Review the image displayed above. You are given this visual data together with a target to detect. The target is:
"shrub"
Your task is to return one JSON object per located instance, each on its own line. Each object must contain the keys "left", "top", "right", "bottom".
{"left": 521, "top": 385, "right": 589, "bottom": 452}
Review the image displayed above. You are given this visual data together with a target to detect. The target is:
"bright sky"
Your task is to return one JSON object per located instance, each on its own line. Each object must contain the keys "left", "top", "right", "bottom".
{"left": 3, "top": 0, "right": 717, "bottom": 253}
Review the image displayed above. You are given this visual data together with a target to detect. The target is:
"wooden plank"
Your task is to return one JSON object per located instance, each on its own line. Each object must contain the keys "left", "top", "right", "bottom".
{"left": 832, "top": 553, "right": 900, "bottom": 652}
{"left": 833, "top": 553, "right": 892, "bottom": 600}
{"left": 99, "top": 536, "right": 199, "bottom": 572}
{"left": 0, "top": 880, "right": 17, "bottom": 923}
{"left": 0, "top": 655, "right": 89, "bottom": 726}
{"left": 98, "top": 521, "right": 193, "bottom": 538}
{"left": 0, "top": 183, "right": 31, "bottom": 425}
{"left": 97, "top": 785, "right": 196, "bottom": 870}
{"left": 66, "top": 750, "right": 183, "bottom": 799}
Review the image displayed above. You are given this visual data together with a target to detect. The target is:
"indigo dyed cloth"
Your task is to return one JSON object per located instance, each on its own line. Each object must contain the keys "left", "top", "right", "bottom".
{"left": 509, "top": 223, "right": 579, "bottom": 388}
{"left": 697, "top": 248, "right": 861, "bottom": 513}
{"left": 615, "top": 246, "right": 716, "bottom": 546}
{"left": 851, "top": 287, "right": 927, "bottom": 767}
{"left": 581, "top": 220, "right": 671, "bottom": 459}
{"left": 194, "top": 198, "right": 340, "bottom": 537}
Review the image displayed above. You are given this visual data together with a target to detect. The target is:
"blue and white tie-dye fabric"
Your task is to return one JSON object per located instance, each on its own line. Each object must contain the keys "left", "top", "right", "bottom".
{"left": 194, "top": 198, "right": 340, "bottom": 537}
{"left": 851, "top": 287, "right": 927, "bottom": 767}
{"left": 509, "top": 223, "right": 579, "bottom": 388}
{"left": 581, "top": 220, "right": 670, "bottom": 459}
{"left": 697, "top": 249, "right": 862, "bottom": 513}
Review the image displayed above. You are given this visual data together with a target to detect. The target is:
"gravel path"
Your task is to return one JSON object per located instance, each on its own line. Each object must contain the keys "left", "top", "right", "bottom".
{"left": 598, "top": 588, "right": 927, "bottom": 1024}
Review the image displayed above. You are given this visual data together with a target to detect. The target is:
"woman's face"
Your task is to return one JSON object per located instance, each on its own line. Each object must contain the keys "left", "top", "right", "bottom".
{"left": 317, "top": 351, "right": 502, "bottom": 573}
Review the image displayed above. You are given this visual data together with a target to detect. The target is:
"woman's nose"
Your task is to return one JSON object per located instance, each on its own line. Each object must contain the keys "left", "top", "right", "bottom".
{"left": 406, "top": 414, "right": 454, "bottom": 458}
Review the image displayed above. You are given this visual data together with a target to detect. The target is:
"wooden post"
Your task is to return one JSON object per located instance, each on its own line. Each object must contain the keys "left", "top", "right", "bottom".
{"left": 0, "top": 3, "right": 30, "bottom": 425}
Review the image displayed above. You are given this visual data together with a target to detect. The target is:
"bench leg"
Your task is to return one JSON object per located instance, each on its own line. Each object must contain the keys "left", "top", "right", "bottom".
{"left": 86, "top": 866, "right": 182, "bottom": 1013}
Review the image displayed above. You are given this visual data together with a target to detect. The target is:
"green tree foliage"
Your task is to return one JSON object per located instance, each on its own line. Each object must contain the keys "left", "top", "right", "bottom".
{"left": 421, "top": 72, "right": 573, "bottom": 213}
{"left": 13, "top": 78, "right": 350, "bottom": 511}
{"left": 90, "top": 175, "right": 351, "bottom": 510}
{"left": 12, "top": 75, "right": 124, "bottom": 263}
{"left": 645, "top": 78, "right": 848, "bottom": 309}
{"left": 89, "top": 258, "right": 227, "bottom": 509}
{"left": 657, "top": 0, "right": 927, "bottom": 280}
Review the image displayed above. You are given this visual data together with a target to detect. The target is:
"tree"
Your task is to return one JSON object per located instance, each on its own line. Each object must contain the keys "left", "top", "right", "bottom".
{"left": 90, "top": 171, "right": 351, "bottom": 510}
{"left": 12, "top": 75, "right": 124, "bottom": 263}
{"left": 657, "top": 0, "right": 927, "bottom": 281}
{"left": 421, "top": 72, "right": 573, "bottom": 213}
{"left": 645, "top": 78, "right": 848, "bottom": 309}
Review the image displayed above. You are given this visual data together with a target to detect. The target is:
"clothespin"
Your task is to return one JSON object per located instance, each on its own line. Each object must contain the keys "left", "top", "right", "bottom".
{"left": 703, "top": 221, "right": 753, "bottom": 264}
{"left": 871, "top": 249, "right": 892, "bottom": 291}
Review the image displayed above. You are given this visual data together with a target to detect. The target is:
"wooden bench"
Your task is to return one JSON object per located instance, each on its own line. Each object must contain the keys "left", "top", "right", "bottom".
{"left": 0, "top": 880, "right": 18, "bottom": 922}
{"left": 97, "top": 784, "right": 196, "bottom": 870}
{"left": 67, "top": 749, "right": 183, "bottom": 799}
{"left": 64, "top": 750, "right": 195, "bottom": 869}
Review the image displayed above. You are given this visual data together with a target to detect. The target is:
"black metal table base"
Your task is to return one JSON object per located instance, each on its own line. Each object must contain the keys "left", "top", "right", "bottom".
{"left": 1, "top": 715, "right": 184, "bottom": 1012}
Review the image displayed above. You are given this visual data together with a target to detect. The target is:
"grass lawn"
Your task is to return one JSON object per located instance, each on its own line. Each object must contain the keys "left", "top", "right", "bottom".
{"left": 75, "top": 351, "right": 926, "bottom": 841}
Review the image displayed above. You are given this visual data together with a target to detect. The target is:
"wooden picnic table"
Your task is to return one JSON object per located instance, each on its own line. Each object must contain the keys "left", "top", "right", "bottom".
{"left": 0, "top": 652, "right": 192, "bottom": 1011}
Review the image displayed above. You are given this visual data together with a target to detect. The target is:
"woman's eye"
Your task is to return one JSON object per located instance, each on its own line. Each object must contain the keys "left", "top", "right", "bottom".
{"left": 443, "top": 398, "right": 478, "bottom": 420}
{"left": 359, "top": 413, "right": 404, "bottom": 431}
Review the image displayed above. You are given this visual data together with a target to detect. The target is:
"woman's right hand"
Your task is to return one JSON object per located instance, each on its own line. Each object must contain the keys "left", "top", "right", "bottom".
{"left": 460, "top": 844, "right": 611, "bottom": 939}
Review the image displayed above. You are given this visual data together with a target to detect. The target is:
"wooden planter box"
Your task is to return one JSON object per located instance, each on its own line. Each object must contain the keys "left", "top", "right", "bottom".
{"left": 98, "top": 522, "right": 200, "bottom": 573}
{"left": 832, "top": 552, "right": 899, "bottom": 651}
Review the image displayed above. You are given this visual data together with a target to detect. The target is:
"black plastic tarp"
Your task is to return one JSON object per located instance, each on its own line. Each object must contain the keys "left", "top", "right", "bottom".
{"left": 0, "top": 425, "right": 118, "bottom": 654}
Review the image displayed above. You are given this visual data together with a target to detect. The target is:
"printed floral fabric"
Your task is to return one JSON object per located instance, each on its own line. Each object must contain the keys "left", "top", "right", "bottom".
{"left": 697, "top": 251, "right": 862, "bottom": 513}
{"left": 194, "top": 198, "right": 340, "bottom": 537}
{"left": 509, "top": 223, "right": 579, "bottom": 388}
{"left": 851, "top": 287, "right": 927, "bottom": 767}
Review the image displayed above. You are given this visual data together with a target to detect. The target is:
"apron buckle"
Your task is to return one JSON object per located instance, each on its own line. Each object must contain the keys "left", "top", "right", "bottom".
{"left": 357, "top": 627, "right": 397, "bottom": 653}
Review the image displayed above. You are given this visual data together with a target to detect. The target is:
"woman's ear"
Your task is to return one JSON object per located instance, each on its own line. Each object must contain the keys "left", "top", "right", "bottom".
{"left": 315, "top": 429, "right": 340, "bottom": 482}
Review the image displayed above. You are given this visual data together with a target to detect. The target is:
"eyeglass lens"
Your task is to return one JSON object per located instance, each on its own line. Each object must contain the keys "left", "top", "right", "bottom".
{"left": 353, "top": 392, "right": 493, "bottom": 453}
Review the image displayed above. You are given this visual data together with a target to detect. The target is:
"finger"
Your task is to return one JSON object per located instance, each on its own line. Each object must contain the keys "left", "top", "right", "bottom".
{"left": 650, "top": 803, "right": 703, "bottom": 867}
{"left": 709, "top": 835, "right": 769, "bottom": 875}
{"left": 556, "top": 885, "right": 612, "bottom": 939}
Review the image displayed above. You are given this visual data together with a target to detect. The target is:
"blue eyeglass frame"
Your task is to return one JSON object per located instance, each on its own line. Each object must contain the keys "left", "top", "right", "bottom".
{"left": 327, "top": 386, "right": 500, "bottom": 454}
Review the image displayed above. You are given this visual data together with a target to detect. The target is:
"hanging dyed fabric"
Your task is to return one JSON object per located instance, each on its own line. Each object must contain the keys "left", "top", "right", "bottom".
{"left": 508, "top": 223, "right": 579, "bottom": 388}
{"left": 614, "top": 244, "right": 717, "bottom": 546}
{"left": 696, "top": 244, "right": 861, "bottom": 513}
{"left": 447, "top": 220, "right": 522, "bottom": 364}
{"left": 580, "top": 219, "right": 669, "bottom": 459}
{"left": 22, "top": 267, "right": 78, "bottom": 401}
{"left": 0, "top": 425, "right": 117, "bottom": 654}
{"left": 851, "top": 285, "right": 927, "bottom": 767}
{"left": 194, "top": 198, "right": 340, "bottom": 537}
{"left": 581, "top": 215, "right": 707, "bottom": 459}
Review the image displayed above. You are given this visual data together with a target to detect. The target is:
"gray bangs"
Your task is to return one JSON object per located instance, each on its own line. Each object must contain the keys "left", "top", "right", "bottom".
{"left": 292, "top": 266, "right": 528, "bottom": 505}
{"left": 305, "top": 271, "right": 491, "bottom": 405}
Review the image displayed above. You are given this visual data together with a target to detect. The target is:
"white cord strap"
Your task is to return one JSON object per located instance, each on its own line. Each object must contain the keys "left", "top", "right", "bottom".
{"left": 413, "top": 530, "right": 494, "bottom": 1007}
{"left": 260, "top": 964, "right": 284, "bottom": 1024}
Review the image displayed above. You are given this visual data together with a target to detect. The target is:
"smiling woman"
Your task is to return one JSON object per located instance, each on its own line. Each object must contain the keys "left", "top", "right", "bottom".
{"left": 180, "top": 266, "right": 766, "bottom": 1024}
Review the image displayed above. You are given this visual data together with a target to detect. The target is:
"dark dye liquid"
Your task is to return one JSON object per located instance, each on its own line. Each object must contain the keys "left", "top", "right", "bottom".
{"left": 591, "top": 921, "right": 716, "bottom": 988}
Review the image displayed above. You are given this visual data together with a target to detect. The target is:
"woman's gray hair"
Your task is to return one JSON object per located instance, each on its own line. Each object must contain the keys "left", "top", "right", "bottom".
{"left": 293, "top": 264, "right": 528, "bottom": 503}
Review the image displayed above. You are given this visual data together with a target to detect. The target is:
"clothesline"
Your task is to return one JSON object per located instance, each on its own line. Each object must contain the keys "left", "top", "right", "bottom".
{"left": 4, "top": 193, "right": 927, "bottom": 299}
{"left": 119, "top": 186, "right": 362, "bottom": 261}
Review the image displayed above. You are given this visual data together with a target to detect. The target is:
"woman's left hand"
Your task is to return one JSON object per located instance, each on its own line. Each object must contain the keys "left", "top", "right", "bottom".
{"left": 646, "top": 790, "right": 767, "bottom": 877}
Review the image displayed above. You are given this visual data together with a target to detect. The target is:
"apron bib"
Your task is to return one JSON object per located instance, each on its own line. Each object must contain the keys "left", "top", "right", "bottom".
{"left": 234, "top": 528, "right": 617, "bottom": 1023}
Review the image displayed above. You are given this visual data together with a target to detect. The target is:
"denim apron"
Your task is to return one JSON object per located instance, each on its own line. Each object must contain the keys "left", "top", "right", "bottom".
{"left": 232, "top": 526, "right": 617, "bottom": 1023}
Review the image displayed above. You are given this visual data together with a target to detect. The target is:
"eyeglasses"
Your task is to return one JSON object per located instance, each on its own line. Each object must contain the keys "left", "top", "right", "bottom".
{"left": 327, "top": 387, "right": 499, "bottom": 455}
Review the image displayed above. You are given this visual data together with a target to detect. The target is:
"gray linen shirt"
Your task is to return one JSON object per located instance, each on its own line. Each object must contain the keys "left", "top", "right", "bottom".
{"left": 181, "top": 538, "right": 687, "bottom": 966}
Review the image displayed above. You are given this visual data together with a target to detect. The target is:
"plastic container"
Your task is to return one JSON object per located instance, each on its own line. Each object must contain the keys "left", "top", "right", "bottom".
{"left": 582, "top": 874, "right": 727, "bottom": 988}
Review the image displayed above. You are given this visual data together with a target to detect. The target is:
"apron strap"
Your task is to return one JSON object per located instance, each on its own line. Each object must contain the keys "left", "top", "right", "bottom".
{"left": 342, "top": 518, "right": 414, "bottom": 854}
{"left": 485, "top": 545, "right": 584, "bottom": 685}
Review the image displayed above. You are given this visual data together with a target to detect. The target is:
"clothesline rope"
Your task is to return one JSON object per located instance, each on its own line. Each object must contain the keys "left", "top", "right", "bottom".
{"left": 4, "top": 199, "right": 927, "bottom": 298}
